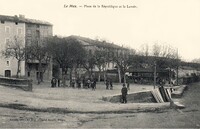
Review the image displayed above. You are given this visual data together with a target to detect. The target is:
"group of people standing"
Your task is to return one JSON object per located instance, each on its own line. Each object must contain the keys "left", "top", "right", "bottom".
{"left": 51, "top": 77, "right": 60, "bottom": 88}
{"left": 51, "top": 77, "right": 97, "bottom": 90}
{"left": 75, "top": 78, "right": 97, "bottom": 90}
{"left": 51, "top": 77, "right": 130, "bottom": 104}
{"left": 105, "top": 79, "right": 113, "bottom": 90}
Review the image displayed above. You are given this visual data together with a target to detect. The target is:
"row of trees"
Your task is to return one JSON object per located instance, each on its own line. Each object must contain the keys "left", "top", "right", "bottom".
{"left": 2, "top": 35, "right": 180, "bottom": 85}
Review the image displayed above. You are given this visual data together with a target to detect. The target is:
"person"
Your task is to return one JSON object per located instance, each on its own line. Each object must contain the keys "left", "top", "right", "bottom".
{"left": 93, "top": 79, "right": 96, "bottom": 90}
{"left": 106, "top": 79, "right": 109, "bottom": 90}
{"left": 127, "top": 80, "right": 130, "bottom": 90}
{"left": 121, "top": 83, "right": 128, "bottom": 103}
{"left": 57, "top": 78, "right": 60, "bottom": 87}
{"left": 71, "top": 79, "right": 75, "bottom": 88}
{"left": 77, "top": 78, "right": 81, "bottom": 89}
{"left": 110, "top": 79, "right": 113, "bottom": 90}
{"left": 51, "top": 77, "right": 57, "bottom": 88}
{"left": 87, "top": 79, "right": 91, "bottom": 88}
{"left": 91, "top": 80, "right": 95, "bottom": 91}
{"left": 82, "top": 78, "right": 85, "bottom": 88}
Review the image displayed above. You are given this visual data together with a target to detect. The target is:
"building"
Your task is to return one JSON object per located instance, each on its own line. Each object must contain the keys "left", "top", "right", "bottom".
{"left": 0, "top": 14, "right": 53, "bottom": 81}
{"left": 64, "top": 36, "right": 133, "bottom": 82}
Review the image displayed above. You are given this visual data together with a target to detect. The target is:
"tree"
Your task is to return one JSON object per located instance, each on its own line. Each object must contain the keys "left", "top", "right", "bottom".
{"left": 47, "top": 36, "right": 70, "bottom": 85}
{"left": 151, "top": 43, "right": 178, "bottom": 68}
{"left": 93, "top": 48, "right": 109, "bottom": 82}
{"left": 112, "top": 48, "right": 134, "bottom": 83}
{"left": 151, "top": 43, "right": 179, "bottom": 85}
{"left": 139, "top": 44, "right": 149, "bottom": 57}
{"left": 26, "top": 38, "right": 50, "bottom": 84}
{"left": 66, "top": 37, "right": 86, "bottom": 82}
{"left": 82, "top": 49, "right": 96, "bottom": 79}
{"left": 47, "top": 36, "right": 86, "bottom": 85}
{"left": 2, "top": 36, "right": 26, "bottom": 78}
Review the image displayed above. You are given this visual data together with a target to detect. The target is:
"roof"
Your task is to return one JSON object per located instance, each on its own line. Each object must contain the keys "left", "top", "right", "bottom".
{"left": 68, "top": 35, "right": 125, "bottom": 49}
{"left": 0, "top": 14, "right": 52, "bottom": 26}
{"left": 127, "top": 67, "right": 169, "bottom": 73}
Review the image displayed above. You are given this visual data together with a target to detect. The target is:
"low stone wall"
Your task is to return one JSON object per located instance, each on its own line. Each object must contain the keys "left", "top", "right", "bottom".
{"left": 178, "top": 75, "right": 200, "bottom": 85}
{"left": 103, "top": 90, "right": 156, "bottom": 103}
{"left": 171, "top": 85, "right": 187, "bottom": 98}
{"left": 0, "top": 77, "right": 32, "bottom": 91}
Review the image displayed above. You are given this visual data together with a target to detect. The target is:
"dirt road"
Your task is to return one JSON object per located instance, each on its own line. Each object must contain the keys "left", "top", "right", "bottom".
{"left": 81, "top": 82, "right": 200, "bottom": 128}
{"left": 0, "top": 82, "right": 200, "bottom": 128}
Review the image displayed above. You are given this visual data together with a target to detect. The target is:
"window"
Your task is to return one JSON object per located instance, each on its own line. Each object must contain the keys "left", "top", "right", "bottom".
{"left": 26, "top": 39, "right": 31, "bottom": 45}
{"left": 27, "top": 29, "right": 31, "bottom": 35}
{"left": 36, "top": 65, "right": 39, "bottom": 71}
{"left": 6, "top": 61, "right": 10, "bottom": 66}
{"left": 89, "top": 49, "right": 92, "bottom": 55}
{"left": 1, "top": 20, "right": 5, "bottom": 24}
{"left": 5, "top": 70, "right": 11, "bottom": 77}
{"left": 27, "top": 72, "right": 30, "bottom": 77}
{"left": 27, "top": 24, "right": 32, "bottom": 27}
{"left": 36, "top": 30, "right": 40, "bottom": 38}
{"left": 5, "top": 26, "right": 10, "bottom": 33}
{"left": 5, "top": 38, "right": 10, "bottom": 46}
{"left": 15, "top": 22, "right": 18, "bottom": 25}
{"left": 17, "top": 28, "right": 22, "bottom": 35}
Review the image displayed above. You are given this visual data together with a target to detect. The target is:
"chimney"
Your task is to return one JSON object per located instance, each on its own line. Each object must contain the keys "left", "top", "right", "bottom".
{"left": 19, "top": 14, "right": 25, "bottom": 19}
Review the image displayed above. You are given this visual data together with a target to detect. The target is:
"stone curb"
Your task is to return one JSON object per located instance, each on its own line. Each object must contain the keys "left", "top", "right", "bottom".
{"left": 0, "top": 102, "right": 171, "bottom": 114}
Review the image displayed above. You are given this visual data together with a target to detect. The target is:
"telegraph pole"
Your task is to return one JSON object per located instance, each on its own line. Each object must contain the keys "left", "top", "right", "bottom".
{"left": 154, "top": 61, "right": 156, "bottom": 89}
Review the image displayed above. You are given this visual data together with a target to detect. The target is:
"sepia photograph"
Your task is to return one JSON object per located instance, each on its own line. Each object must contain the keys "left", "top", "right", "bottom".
{"left": 0, "top": 0, "right": 200, "bottom": 128}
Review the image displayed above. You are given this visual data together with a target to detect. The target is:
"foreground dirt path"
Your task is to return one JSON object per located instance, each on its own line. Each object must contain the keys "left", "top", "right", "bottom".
{"left": 1, "top": 82, "right": 199, "bottom": 128}
{"left": 0, "top": 107, "right": 81, "bottom": 128}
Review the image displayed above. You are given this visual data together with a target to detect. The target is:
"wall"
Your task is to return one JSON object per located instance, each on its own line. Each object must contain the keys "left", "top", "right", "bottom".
{"left": 0, "top": 77, "right": 32, "bottom": 91}
{"left": 25, "top": 23, "right": 53, "bottom": 82}
{"left": 0, "top": 20, "right": 26, "bottom": 77}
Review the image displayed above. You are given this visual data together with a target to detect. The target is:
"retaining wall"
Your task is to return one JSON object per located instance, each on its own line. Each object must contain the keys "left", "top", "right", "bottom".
{"left": 103, "top": 91, "right": 156, "bottom": 103}
{"left": 0, "top": 77, "right": 32, "bottom": 91}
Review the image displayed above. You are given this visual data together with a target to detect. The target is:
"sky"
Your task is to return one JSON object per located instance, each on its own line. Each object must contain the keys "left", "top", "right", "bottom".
{"left": 0, "top": 0, "right": 200, "bottom": 61}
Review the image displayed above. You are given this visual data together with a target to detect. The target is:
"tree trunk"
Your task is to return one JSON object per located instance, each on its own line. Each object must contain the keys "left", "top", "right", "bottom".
{"left": 103, "top": 67, "right": 106, "bottom": 83}
{"left": 62, "top": 67, "right": 68, "bottom": 87}
{"left": 98, "top": 67, "right": 101, "bottom": 82}
{"left": 38, "top": 60, "right": 42, "bottom": 85}
{"left": 123, "top": 73, "right": 126, "bottom": 84}
{"left": 89, "top": 67, "right": 93, "bottom": 79}
{"left": 117, "top": 66, "right": 121, "bottom": 83}
{"left": 169, "top": 67, "right": 171, "bottom": 85}
{"left": 16, "top": 60, "right": 21, "bottom": 78}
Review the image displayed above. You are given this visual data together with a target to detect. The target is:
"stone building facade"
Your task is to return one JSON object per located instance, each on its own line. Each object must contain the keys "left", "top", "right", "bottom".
{"left": 0, "top": 14, "right": 53, "bottom": 81}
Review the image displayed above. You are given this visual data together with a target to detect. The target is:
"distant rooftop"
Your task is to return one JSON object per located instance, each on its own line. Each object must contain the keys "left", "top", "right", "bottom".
{"left": 68, "top": 35, "right": 125, "bottom": 49}
{"left": 0, "top": 14, "right": 52, "bottom": 26}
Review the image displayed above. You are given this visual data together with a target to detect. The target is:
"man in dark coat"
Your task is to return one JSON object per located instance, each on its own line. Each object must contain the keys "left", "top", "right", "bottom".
{"left": 51, "top": 77, "right": 57, "bottom": 88}
{"left": 121, "top": 83, "right": 128, "bottom": 103}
